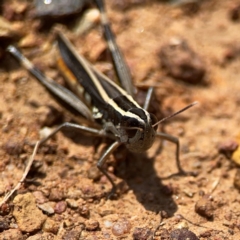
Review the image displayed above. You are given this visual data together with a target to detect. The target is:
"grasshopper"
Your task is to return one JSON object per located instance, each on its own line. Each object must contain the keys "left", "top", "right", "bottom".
{"left": 7, "top": 0, "right": 196, "bottom": 197}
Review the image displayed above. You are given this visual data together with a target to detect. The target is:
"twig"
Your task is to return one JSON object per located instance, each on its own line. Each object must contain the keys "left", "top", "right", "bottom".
{"left": 0, "top": 141, "right": 40, "bottom": 206}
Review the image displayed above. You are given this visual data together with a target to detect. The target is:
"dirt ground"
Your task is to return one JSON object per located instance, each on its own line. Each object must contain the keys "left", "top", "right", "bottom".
{"left": 0, "top": 0, "right": 240, "bottom": 239}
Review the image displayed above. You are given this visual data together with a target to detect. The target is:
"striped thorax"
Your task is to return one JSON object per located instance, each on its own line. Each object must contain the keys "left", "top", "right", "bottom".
{"left": 57, "top": 34, "right": 158, "bottom": 152}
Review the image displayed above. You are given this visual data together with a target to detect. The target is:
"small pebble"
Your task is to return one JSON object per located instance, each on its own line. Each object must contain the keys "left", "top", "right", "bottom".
{"left": 66, "top": 198, "right": 78, "bottom": 209}
{"left": 99, "top": 207, "right": 115, "bottom": 217}
{"left": 4, "top": 139, "right": 23, "bottom": 155}
{"left": 62, "top": 226, "right": 84, "bottom": 239}
{"left": 0, "top": 203, "right": 11, "bottom": 216}
{"left": 87, "top": 166, "right": 101, "bottom": 181}
{"left": 198, "top": 230, "right": 212, "bottom": 238}
{"left": 159, "top": 38, "right": 205, "bottom": 84}
{"left": 79, "top": 205, "right": 90, "bottom": 217}
{"left": 37, "top": 202, "right": 55, "bottom": 215}
{"left": 176, "top": 221, "right": 189, "bottom": 229}
{"left": 133, "top": 227, "right": 152, "bottom": 240}
{"left": 222, "top": 42, "right": 240, "bottom": 65}
{"left": 32, "top": 191, "right": 48, "bottom": 204}
{"left": 54, "top": 201, "right": 67, "bottom": 214}
{"left": 224, "top": 212, "right": 232, "bottom": 221}
{"left": 218, "top": 139, "right": 238, "bottom": 158}
{"left": 67, "top": 188, "right": 82, "bottom": 199}
{"left": 112, "top": 218, "right": 131, "bottom": 236}
{"left": 85, "top": 219, "right": 99, "bottom": 231}
{"left": 104, "top": 220, "right": 113, "bottom": 229}
{"left": 0, "top": 219, "right": 9, "bottom": 232}
{"left": 195, "top": 195, "right": 214, "bottom": 219}
{"left": 170, "top": 228, "right": 199, "bottom": 240}
{"left": 49, "top": 188, "right": 64, "bottom": 201}
{"left": 229, "top": 3, "right": 240, "bottom": 21}
{"left": 42, "top": 218, "right": 59, "bottom": 234}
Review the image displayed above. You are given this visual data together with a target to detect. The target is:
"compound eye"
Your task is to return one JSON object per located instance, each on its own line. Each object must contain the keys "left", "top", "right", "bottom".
{"left": 150, "top": 113, "right": 158, "bottom": 131}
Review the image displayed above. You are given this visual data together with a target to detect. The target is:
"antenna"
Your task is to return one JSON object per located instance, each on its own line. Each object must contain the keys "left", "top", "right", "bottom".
{"left": 152, "top": 102, "right": 198, "bottom": 127}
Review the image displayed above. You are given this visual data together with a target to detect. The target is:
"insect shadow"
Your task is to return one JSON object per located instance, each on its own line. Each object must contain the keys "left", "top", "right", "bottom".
{"left": 115, "top": 147, "right": 178, "bottom": 215}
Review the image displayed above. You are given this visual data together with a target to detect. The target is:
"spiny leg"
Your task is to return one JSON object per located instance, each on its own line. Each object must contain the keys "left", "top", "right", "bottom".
{"left": 156, "top": 132, "right": 195, "bottom": 176}
{"left": 7, "top": 45, "right": 93, "bottom": 121}
{"left": 157, "top": 132, "right": 182, "bottom": 173}
{"left": 144, "top": 90, "right": 197, "bottom": 176}
{"left": 94, "top": 0, "right": 134, "bottom": 96}
{"left": 38, "top": 123, "right": 121, "bottom": 198}
{"left": 97, "top": 141, "right": 122, "bottom": 198}
{"left": 39, "top": 122, "right": 115, "bottom": 146}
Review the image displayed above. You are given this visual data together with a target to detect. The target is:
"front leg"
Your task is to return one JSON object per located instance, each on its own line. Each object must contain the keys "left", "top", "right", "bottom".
{"left": 97, "top": 141, "right": 122, "bottom": 198}
{"left": 39, "top": 123, "right": 122, "bottom": 198}
{"left": 156, "top": 132, "right": 196, "bottom": 176}
{"left": 103, "top": 122, "right": 120, "bottom": 139}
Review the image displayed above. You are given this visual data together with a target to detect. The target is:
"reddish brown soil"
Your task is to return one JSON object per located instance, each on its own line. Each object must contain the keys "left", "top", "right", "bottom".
{"left": 0, "top": 0, "right": 240, "bottom": 239}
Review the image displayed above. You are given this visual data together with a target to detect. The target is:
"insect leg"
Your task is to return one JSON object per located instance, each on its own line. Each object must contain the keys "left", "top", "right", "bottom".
{"left": 7, "top": 45, "right": 93, "bottom": 121}
{"left": 156, "top": 132, "right": 188, "bottom": 175}
{"left": 39, "top": 122, "right": 116, "bottom": 145}
{"left": 94, "top": 0, "right": 135, "bottom": 96}
{"left": 143, "top": 87, "right": 154, "bottom": 111}
{"left": 97, "top": 141, "right": 122, "bottom": 198}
